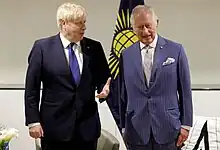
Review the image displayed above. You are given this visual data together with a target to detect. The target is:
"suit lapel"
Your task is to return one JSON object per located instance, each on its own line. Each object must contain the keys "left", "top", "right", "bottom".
{"left": 53, "top": 34, "right": 70, "bottom": 71}
{"left": 78, "top": 38, "right": 90, "bottom": 88}
{"left": 132, "top": 42, "right": 146, "bottom": 86}
{"left": 53, "top": 34, "right": 74, "bottom": 89}
{"left": 149, "top": 35, "right": 167, "bottom": 86}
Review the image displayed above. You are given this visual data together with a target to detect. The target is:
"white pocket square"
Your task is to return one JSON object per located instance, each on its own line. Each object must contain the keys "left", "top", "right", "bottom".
{"left": 162, "top": 57, "right": 175, "bottom": 66}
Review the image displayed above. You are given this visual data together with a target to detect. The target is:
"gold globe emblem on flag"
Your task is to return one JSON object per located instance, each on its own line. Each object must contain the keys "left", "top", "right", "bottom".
{"left": 109, "top": 9, "right": 139, "bottom": 79}
{"left": 113, "top": 30, "right": 138, "bottom": 58}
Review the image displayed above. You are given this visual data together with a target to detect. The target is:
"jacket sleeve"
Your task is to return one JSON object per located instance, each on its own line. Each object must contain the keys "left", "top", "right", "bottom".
{"left": 177, "top": 44, "right": 193, "bottom": 127}
{"left": 93, "top": 42, "right": 110, "bottom": 103}
{"left": 24, "top": 40, "right": 42, "bottom": 126}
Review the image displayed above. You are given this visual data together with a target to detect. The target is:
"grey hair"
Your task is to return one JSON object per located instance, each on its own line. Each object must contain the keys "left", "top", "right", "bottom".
{"left": 130, "top": 5, "right": 158, "bottom": 26}
{"left": 56, "top": 3, "right": 87, "bottom": 28}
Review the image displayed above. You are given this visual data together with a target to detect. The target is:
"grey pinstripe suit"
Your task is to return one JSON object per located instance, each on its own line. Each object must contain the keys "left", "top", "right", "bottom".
{"left": 119, "top": 35, "right": 193, "bottom": 149}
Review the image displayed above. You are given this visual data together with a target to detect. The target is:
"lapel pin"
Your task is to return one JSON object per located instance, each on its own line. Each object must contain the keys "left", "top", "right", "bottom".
{"left": 160, "top": 46, "right": 163, "bottom": 49}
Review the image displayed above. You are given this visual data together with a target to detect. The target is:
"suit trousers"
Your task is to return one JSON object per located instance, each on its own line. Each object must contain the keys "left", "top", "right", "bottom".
{"left": 126, "top": 129, "right": 181, "bottom": 150}
{"left": 41, "top": 136, "right": 97, "bottom": 150}
{"left": 41, "top": 138, "right": 97, "bottom": 150}
{"left": 41, "top": 123, "right": 97, "bottom": 150}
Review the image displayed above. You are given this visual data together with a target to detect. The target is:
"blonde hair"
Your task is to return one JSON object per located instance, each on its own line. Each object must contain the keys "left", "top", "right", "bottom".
{"left": 130, "top": 5, "right": 158, "bottom": 26}
{"left": 56, "top": 3, "right": 87, "bottom": 28}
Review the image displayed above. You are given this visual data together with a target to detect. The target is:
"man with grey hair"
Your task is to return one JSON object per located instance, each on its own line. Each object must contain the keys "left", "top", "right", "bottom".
{"left": 118, "top": 5, "right": 193, "bottom": 150}
{"left": 24, "top": 2, "right": 111, "bottom": 150}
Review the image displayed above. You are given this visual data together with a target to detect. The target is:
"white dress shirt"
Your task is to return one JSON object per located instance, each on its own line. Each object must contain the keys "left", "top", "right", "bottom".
{"left": 60, "top": 33, "right": 83, "bottom": 74}
{"left": 28, "top": 33, "right": 83, "bottom": 128}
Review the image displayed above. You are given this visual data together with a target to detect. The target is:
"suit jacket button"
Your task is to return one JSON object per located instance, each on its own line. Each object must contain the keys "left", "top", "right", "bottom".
{"left": 148, "top": 96, "right": 151, "bottom": 99}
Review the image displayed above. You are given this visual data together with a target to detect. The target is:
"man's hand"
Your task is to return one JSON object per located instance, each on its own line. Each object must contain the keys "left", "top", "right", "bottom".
{"left": 176, "top": 127, "right": 189, "bottom": 147}
{"left": 96, "top": 77, "right": 111, "bottom": 99}
{"left": 29, "top": 124, "right": 44, "bottom": 139}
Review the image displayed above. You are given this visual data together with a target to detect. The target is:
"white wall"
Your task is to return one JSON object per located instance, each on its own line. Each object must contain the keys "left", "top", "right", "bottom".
{"left": 192, "top": 91, "right": 220, "bottom": 117}
{"left": 0, "top": 0, "right": 220, "bottom": 84}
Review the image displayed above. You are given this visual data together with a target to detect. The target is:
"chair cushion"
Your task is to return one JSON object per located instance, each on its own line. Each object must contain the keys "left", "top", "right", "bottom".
{"left": 97, "top": 129, "right": 120, "bottom": 150}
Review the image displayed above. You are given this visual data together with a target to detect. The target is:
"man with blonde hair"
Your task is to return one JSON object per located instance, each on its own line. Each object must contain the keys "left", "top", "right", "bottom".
{"left": 118, "top": 5, "right": 193, "bottom": 150}
{"left": 24, "top": 2, "right": 111, "bottom": 150}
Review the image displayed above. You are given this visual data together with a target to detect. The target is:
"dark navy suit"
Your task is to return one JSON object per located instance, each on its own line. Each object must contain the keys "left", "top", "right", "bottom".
{"left": 24, "top": 34, "right": 110, "bottom": 149}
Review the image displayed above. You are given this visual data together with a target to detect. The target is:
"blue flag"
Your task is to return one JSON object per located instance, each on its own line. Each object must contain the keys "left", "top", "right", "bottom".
{"left": 107, "top": 0, "right": 144, "bottom": 131}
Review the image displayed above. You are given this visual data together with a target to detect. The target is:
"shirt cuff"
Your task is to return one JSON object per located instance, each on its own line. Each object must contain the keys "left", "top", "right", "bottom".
{"left": 181, "top": 125, "right": 191, "bottom": 131}
{"left": 28, "top": 122, "right": 40, "bottom": 128}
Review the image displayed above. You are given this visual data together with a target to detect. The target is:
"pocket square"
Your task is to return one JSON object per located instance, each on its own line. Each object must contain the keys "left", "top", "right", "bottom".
{"left": 162, "top": 57, "right": 175, "bottom": 66}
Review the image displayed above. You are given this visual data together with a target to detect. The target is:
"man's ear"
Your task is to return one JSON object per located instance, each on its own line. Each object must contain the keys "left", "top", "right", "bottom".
{"left": 59, "top": 19, "right": 66, "bottom": 26}
{"left": 156, "top": 19, "right": 159, "bottom": 27}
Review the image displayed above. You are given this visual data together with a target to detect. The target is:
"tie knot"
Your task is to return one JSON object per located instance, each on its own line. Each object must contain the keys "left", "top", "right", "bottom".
{"left": 144, "top": 46, "right": 152, "bottom": 54}
{"left": 142, "top": 45, "right": 150, "bottom": 51}
{"left": 68, "top": 42, "right": 75, "bottom": 49}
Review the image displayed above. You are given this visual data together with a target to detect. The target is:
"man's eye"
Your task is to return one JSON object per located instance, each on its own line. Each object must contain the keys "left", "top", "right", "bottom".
{"left": 138, "top": 26, "right": 144, "bottom": 29}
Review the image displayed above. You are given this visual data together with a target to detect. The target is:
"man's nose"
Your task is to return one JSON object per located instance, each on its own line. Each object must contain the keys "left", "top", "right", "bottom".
{"left": 82, "top": 24, "right": 86, "bottom": 30}
{"left": 142, "top": 26, "right": 150, "bottom": 35}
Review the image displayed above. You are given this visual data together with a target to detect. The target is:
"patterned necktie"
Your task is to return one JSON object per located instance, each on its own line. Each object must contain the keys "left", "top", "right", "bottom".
{"left": 68, "top": 43, "right": 81, "bottom": 86}
{"left": 143, "top": 46, "right": 153, "bottom": 85}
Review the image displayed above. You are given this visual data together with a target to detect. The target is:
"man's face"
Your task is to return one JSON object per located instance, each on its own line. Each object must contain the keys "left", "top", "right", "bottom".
{"left": 62, "top": 17, "right": 86, "bottom": 42}
{"left": 133, "top": 11, "right": 157, "bottom": 45}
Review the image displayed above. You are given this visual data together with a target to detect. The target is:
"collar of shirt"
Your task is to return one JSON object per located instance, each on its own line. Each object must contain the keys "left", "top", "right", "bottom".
{"left": 59, "top": 33, "right": 81, "bottom": 49}
{"left": 59, "top": 32, "right": 83, "bottom": 74}
{"left": 140, "top": 34, "right": 158, "bottom": 51}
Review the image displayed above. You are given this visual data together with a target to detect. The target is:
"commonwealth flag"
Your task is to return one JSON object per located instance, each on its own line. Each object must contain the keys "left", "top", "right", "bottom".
{"left": 107, "top": 0, "right": 144, "bottom": 130}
